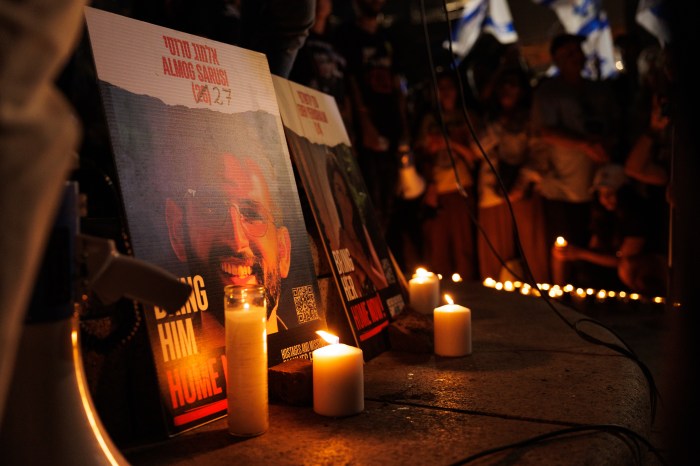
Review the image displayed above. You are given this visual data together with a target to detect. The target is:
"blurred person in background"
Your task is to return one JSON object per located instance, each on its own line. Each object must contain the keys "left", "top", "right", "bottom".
{"left": 413, "top": 69, "right": 479, "bottom": 280}
{"left": 551, "top": 163, "right": 666, "bottom": 296}
{"left": 475, "top": 65, "right": 549, "bottom": 283}
{"left": 529, "top": 33, "right": 621, "bottom": 272}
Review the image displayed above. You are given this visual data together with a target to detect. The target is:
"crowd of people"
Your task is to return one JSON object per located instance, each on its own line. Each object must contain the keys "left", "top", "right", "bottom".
{"left": 308, "top": 0, "right": 671, "bottom": 297}
{"left": 293, "top": 0, "right": 671, "bottom": 298}
{"left": 78, "top": 0, "right": 672, "bottom": 298}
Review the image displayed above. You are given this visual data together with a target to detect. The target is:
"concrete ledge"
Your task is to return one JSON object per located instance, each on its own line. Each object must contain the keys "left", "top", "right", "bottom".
{"left": 124, "top": 282, "right": 653, "bottom": 465}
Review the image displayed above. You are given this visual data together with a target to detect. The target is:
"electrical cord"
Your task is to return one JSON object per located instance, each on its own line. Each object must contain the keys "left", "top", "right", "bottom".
{"left": 416, "top": 0, "right": 523, "bottom": 283}
{"left": 366, "top": 395, "right": 666, "bottom": 465}
{"left": 447, "top": 423, "right": 667, "bottom": 465}
{"left": 416, "top": 0, "right": 663, "bottom": 454}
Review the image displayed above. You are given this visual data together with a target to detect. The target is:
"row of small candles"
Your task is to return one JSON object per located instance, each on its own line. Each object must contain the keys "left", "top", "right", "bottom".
{"left": 482, "top": 277, "right": 666, "bottom": 305}
{"left": 549, "top": 235, "right": 665, "bottom": 305}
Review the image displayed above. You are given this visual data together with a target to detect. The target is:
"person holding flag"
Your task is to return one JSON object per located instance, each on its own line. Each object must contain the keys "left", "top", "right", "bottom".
{"left": 531, "top": 0, "right": 617, "bottom": 80}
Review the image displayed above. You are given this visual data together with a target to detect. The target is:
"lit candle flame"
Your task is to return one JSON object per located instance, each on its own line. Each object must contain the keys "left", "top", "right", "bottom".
{"left": 451, "top": 273, "right": 462, "bottom": 282}
{"left": 415, "top": 267, "right": 431, "bottom": 277}
{"left": 555, "top": 236, "right": 568, "bottom": 247}
{"left": 316, "top": 330, "right": 339, "bottom": 345}
{"left": 444, "top": 294, "right": 454, "bottom": 305}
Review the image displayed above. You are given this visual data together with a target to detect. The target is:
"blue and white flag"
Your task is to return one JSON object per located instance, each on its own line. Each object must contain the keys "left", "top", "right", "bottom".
{"left": 532, "top": 0, "right": 617, "bottom": 79}
{"left": 636, "top": 0, "right": 670, "bottom": 45}
{"left": 447, "top": 0, "right": 518, "bottom": 61}
{"left": 483, "top": 0, "right": 519, "bottom": 45}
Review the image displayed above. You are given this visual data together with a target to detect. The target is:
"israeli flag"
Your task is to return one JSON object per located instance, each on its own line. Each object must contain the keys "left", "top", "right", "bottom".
{"left": 636, "top": 0, "right": 670, "bottom": 45}
{"left": 532, "top": 0, "right": 618, "bottom": 79}
{"left": 483, "top": 0, "right": 519, "bottom": 45}
{"left": 447, "top": 0, "right": 518, "bottom": 61}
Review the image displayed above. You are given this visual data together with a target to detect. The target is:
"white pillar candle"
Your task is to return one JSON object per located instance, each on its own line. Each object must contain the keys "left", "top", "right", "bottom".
{"left": 312, "top": 331, "right": 364, "bottom": 417}
{"left": 433, "top": 294, "right": 472, "bottom": 357}
{"left": 409, "top": 268, "right": 440, "bottom": 315}
{"left": 225, "top": 285, "right": 268, "bottom": 437}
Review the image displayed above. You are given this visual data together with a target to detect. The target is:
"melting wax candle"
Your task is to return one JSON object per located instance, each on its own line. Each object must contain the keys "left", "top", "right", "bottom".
{"left": 433, "top": 294, "right": 472, "bottom": 357}
{"left": 312, "top": 331, "right": 364, "bottom": 417}
{"left": 409, "top": 267, "right": 440, "bottom": 315}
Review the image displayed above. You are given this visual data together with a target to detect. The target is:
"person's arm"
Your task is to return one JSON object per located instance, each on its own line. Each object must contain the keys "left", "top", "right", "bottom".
{"left": 445, "top": 138, "right": 478, "bottom": 167}
{"left": 531, "top": 88, "right": 610, "bottom": 164}
{"left": 624, "top": 94, "right": 670, "bottom": 186}
{"left": 415, "top": 118, "right": 477, "bottom": 168}
{"left": 539, "top": 129, "right": 610, "bottom": 164}
{"left": 553, "top": 235, "right": 646, "bottom": 269}
{"left": 624, "top": 134, "right": 669, "bottom": 186}
{"left": 552, "top": 243, "right": 618, "bottom": 269}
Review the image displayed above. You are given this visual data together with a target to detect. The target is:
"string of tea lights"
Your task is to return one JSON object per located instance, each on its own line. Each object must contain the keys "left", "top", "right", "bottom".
{"left": 416, "top": 267, "right": 666, "bottom": 307}
{"left": 481, "top": 277, "right": 666, "bottom": 306}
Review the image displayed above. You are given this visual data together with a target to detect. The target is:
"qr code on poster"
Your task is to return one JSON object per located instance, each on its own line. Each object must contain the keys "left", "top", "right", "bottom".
{"left": 292, "top": 285, "right": 320, "bottom": 324}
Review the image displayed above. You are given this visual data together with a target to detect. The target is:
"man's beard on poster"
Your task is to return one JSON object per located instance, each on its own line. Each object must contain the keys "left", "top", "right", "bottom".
{"left": 183, "top": 234, "right": 282, "bottom": 326}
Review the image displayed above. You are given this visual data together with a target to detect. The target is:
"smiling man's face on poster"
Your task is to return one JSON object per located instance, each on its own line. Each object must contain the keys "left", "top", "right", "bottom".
{"left": 165, "top": 152, "right": 291, "bottom": 333}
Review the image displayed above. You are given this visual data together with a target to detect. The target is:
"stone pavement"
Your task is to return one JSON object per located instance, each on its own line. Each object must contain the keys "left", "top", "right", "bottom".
{"left": 123, "top": 281, "right": 661, "bottom": 465}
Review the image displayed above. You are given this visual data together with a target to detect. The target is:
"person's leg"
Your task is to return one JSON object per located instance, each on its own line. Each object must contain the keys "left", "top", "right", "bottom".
{"left": 444, "top": 192, "right": 477, "bottom": 281}
{"left": 512, "top": 195, "right": 550, "bottom": 283}
{"left": 477, "top": 203, "right": 513, "bottom": 281}
{"left": 240, "top": 0, "right": 315, "bottom": 78}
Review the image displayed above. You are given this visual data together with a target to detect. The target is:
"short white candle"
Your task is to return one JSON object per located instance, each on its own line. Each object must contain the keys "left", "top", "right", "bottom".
{"left": 312, "top": 331, "right": 364, "bottom": 417}
{"left": 433, "top": 294, "right": 472, "bottom": 357}
{"left": 225, "top": 285, "right": 268, "bottom": 437}
{"left": 409, "top": 267, "right": 440, "bottom": 315}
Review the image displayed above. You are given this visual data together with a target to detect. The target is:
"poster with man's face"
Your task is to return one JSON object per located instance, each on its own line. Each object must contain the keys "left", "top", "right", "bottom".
{"left": 85, "top": 7, "right": 325, "bottom": 435}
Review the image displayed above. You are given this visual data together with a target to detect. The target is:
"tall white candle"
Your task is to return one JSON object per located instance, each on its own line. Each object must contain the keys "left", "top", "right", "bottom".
{"left": 225, "top": 285, "right": 268, "bottom": 437}
{"left": 433, "top": 294, "right": 472, "bottom": 357}
{"left": 312, "top": 331, "right": 364, "bottom": 417}
{"left": 409, "top": 268, "right": 440, "bottom": 315}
